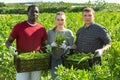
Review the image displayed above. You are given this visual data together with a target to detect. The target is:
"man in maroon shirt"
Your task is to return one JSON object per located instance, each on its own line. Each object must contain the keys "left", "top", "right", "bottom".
{"left": 5, "top": 5, "right": 47, "bottom": 80}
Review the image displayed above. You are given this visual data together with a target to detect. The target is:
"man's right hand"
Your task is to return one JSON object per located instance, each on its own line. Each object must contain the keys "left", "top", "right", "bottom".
{"left": 9, "top": 46, "right": 17, "bottom": 55}
{"left": 94, "top": 49, "right": 103, "bottom": 57}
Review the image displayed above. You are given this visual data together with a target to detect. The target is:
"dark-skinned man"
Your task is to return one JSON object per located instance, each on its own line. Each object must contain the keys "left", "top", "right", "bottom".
{"left": 5, "top": 5, "right": 47, "bottom": 80}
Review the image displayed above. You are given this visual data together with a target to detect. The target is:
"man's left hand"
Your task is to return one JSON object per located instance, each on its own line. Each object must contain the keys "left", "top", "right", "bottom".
{"left": 94, "top": 49, "right": 103, "bottom": 57}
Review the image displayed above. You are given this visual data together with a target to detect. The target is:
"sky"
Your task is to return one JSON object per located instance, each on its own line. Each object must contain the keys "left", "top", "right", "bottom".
{"left": 0, "top": 0, "right": 120, "bottom": 3}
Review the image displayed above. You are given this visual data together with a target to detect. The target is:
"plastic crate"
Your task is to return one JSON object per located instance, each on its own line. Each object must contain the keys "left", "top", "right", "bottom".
{"left": 14, "top": 55, "right": 51, "bottom": 73}
{"left": 62, "top": 57, "right": 89, "bottom": 69}
{"left": 62, "top": 56, "right": 101, "bottom": 69}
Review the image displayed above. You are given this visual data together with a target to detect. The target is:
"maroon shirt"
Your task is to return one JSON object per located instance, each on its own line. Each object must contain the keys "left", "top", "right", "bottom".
{"left": 10, "top": 21, "right": 47, "bottom": 52}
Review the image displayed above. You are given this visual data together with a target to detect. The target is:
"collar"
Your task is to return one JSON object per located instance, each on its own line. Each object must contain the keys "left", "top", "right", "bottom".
{"left": 84, "top": 22, "right": 95, "bottom": 29}
{"left": 27, "top": 21, "right": 37, "bottom": 26}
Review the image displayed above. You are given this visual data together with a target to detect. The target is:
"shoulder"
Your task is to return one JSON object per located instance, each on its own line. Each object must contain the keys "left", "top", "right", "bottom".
{"left": 93, "top": 23, "right": 106, "bottom": 30}
{"left": 48, "top": 28, "right": 53, "bottom": 32}
{"left": 13, "top": 21, "right": 26, "bottom": 30}
{"left": 36, "top": 24, "right": 47, "bottom": 32}
{"left": 48, "top": 29, "right": 54, "bottom": 34}
{"left": 64, "top": 28, "right": 73, "bottom": 33}
{"left": 93, "top": 23, "right": 108, "bottom": 33}
{"left": 78, "top": 26, "right": 84, "bottom": 30}
{"left": 76, "top": 26, "right": 84, "bottom": 34}
{"left": 37, "top": 23, "right": 45, "bottom": 29}
{"left": 62, "top": 28, "right": 74, "bottom": 37}
{"left": 17, "top": 21, "right": 27, "bottom": 26}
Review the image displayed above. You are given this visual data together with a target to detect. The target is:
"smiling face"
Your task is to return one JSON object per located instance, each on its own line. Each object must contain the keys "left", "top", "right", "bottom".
{"left": 56, "top": 11, "right": 66, "bottom": 29}
{"left": 27, "top": 5, "right": 39, "bottom": 23}
{"left": 82, "top": 8, "right": 95, "bottom": 26}
{"left": 56, "top": 15, "right": 66, "bottom": 27}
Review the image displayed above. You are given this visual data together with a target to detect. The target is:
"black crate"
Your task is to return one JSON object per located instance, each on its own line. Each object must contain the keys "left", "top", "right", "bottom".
{"left": 62, "top": 58, "right": 89, "bottom": 70}
{"left": 14, "top": 55, "right": 51, "bottom": 73}
{"left": 62, "top": 56, "right": 101, "bottom": 70}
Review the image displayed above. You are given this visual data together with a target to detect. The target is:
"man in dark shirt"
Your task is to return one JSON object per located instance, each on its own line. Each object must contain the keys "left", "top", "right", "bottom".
{"left": 71, "top": 7, "right": 111, "bottom": 66}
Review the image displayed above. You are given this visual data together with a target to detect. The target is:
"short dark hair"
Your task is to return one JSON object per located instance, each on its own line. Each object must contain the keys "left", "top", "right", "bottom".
{"left": 27, "top": 5, "right": 38, "bottom": 12}
{"left": 82, "top": 7, "right": 95, "bottom": 15}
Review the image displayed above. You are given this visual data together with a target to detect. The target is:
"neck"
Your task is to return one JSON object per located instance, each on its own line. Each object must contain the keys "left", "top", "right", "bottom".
{"left": 85, "top": 24, "right": 91, "bottom": 27}
{"left": 27, "top": 20, "right": 37, "bottom": 26}
{"left": 85, "top": 22, "right": 93, "bottom": 27}
{"left": 27, "top": 19, "right": 36, "bottom": 24}
{"left": 56, "top": 26, "right": 65, "bottom": 31}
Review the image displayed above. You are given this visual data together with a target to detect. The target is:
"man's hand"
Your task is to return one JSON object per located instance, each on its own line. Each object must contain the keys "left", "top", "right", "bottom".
{"left": 9, "top": 46, "right": 17, "bottom": 55}
{"left": 94, "top": 49, "right": 103, "bottom": 57}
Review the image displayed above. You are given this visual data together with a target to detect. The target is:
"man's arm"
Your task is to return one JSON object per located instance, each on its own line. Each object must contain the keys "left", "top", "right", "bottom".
{"left": 41, "top": 40, "right": 47, "bottom": 47}
{"left": 5, "top": 36, "right": 17, "bottom": 55}
{"left": 95, "top": 44, "right": 111, "bottom": 57}
{"left": 101, "top": 44, "right": 111, "bottom": 51}
{"left": 5, "top": 36, "right": 14, "bottom": 48}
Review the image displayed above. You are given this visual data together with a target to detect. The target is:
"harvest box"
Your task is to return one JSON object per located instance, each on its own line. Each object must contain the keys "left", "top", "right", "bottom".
{"left": 62, "top": 56, "right": 89, "bottom": 69}
{"left": 14, "top": 52, "right": 51, "bottom": 73}
{"left": 62, "top": 53, "right": 100, "bottom": 69}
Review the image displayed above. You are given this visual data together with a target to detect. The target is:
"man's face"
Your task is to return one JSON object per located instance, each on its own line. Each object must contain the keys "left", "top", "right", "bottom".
{"left": 27, "top": 7, "right": 39, "bottom": 22}
{"left": 82, "top": 11, "right": 94, "bottom": 25}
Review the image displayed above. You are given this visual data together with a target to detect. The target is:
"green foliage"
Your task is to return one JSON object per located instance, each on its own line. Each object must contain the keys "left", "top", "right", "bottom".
{"left": 105, "top": 42, "right": 120, "bottom": 79}
{"left": 0, "top": 12, "right": 120, "bottom": 79}
{"left": 55, "top": 33, "right": 66, "bottom": 45}
{"left": 66, "top": 53, "right": 93, "bottom": 63}
{"left": 85, "top": 0, "right": 107, "bottom": 11}
{"left": 0, "top": 2, "right": 5, "bottom": 7}
{"left": 18, "top": 51, "right": 49, "bottom": 60}
{"left": 56, "top": 42, "right": 120, "bottom": 80}
{"left": 0, "top": 2, "right": 120, "bottom": 14}
{"left": 56, "top": 65, "right": 89, "bottom": 80}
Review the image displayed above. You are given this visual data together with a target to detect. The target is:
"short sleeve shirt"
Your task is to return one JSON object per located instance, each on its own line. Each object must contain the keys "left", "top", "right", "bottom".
{"left": 75, "top": 23, "right": 111, "bottom": 53}
{"left": 10, "top": 21, "right": 47, "bottom": 52}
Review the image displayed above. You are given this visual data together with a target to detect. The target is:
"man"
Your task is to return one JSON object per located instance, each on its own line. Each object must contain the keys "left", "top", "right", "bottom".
{"left": 71, "top": 7, "right": 111, "bottom": 66}
{"left": 5, "top": 5, "right": 47, "bottom": 80}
